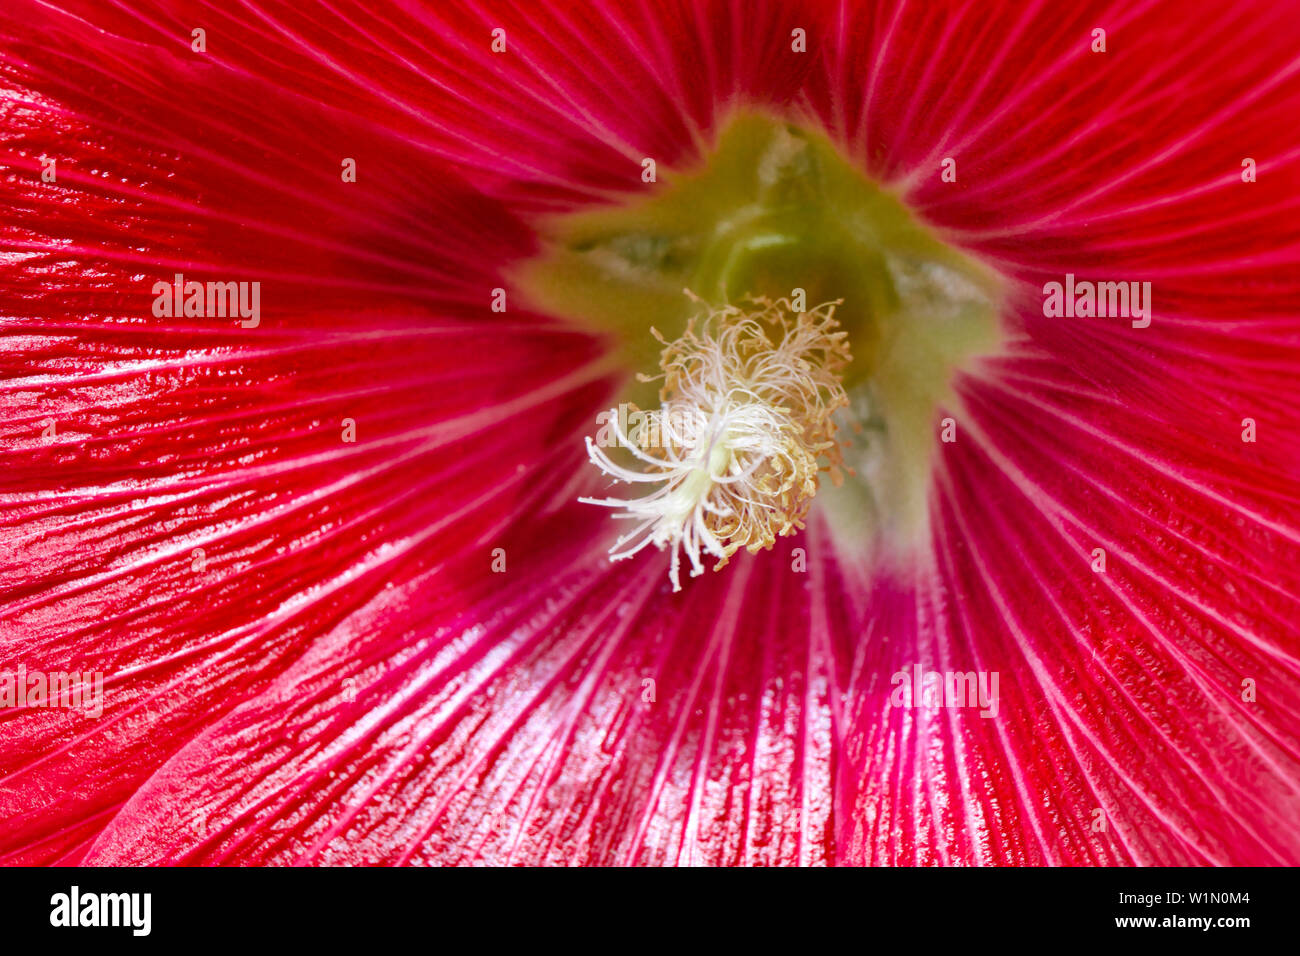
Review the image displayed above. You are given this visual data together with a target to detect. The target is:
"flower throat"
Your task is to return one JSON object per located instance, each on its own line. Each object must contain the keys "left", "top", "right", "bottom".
{"left": 513, "top": 111, "right": 1004, "bottom": 586}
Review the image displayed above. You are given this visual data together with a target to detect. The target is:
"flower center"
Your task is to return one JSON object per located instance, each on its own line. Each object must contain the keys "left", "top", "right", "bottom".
{"left": 579, "top": 296, "right": 851, "bottom": 591}
{"left": 514, "top": 111, "right": 1004, "bottom": 575}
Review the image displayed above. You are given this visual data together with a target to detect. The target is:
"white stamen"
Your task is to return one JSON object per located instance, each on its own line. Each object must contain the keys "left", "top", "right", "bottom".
{"left": 580, "top": 294, "right": 852, "bottom": 591}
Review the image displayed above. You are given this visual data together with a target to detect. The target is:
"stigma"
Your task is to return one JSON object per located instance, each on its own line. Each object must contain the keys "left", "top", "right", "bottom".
{"left": 580, "top": 294, "right": 852, "bottom": 591}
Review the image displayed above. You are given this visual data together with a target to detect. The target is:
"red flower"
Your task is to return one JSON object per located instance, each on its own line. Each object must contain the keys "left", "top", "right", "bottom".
{"left": 2, "top": 0, "right": 1298, "bottom": 865}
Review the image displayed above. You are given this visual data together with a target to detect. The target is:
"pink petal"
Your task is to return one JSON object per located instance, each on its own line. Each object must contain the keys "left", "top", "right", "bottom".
{"left": 2, "top": 0, "right": 1298, "bottom": 867}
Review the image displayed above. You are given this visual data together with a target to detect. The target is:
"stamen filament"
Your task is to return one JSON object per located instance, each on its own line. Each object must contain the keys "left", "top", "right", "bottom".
{"left": 580, "top": 293, "right": 852, "bottom": 591}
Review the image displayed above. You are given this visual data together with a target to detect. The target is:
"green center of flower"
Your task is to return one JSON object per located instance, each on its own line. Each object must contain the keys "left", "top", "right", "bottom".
{"left": 513, "top": 111, "right": 1003, "bottom": 567}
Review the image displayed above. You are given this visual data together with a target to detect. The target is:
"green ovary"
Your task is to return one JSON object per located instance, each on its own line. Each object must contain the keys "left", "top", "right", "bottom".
{"left": 511, "top": 111, "right": 1005, "bottom": 557}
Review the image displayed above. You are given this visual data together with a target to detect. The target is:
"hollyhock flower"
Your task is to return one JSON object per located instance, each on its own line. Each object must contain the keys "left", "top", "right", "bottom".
{"left": 2, "top": 0, "right": 1298, "bottom": 867}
